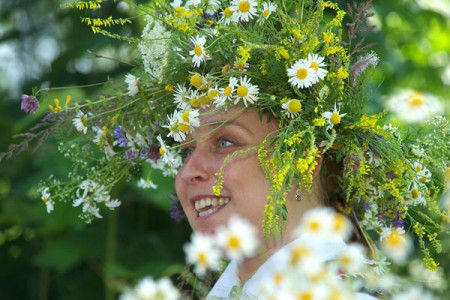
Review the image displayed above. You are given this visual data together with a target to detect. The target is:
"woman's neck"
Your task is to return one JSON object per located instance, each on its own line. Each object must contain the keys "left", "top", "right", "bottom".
{"left": 237, "top": 234, "right": 290, "bottom": 284}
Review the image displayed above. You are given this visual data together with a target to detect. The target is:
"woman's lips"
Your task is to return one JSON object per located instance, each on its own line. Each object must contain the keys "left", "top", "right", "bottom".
{"left": 193, "top": 197, "right": 230, "bottom": 217}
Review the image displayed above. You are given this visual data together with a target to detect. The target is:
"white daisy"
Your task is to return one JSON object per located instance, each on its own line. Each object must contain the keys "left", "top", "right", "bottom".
{"left": 294, "top": 207, "right": 339, "bottom": 241}
{"left": 322, "top": 103, "right": 347, "bottom": 130}
{"left": 307, "top": 53, "right": 328, "bottom": 80}
{"left": 380, "top": 227, "right": 413, "bottom": 264}
{"left": 134, "top": 277, "right": 157, "bottom": 299}
{"left": 137, "top": 178, "right": 158, "bottom": 189}
{"left": 219, "top": 6, "right": 234, "bottom": 25}
{"left": 163, "top": 111, "right": 187, "bottom": 142}
{"left": 177, "top": 109, "right": 200, "bottom": 133}
{"left": 124, "top": 73, "right": 140, "bottom": 97}
{"left": 281, "top": 99, "right": 302, "bottom": 118}
{"left": 155, "top": 278, "right": 180, "bottom": 300}
{"left": 333, "top": 243, "right": 367, "bottom": 274}
{"left": 230, "top": 0, "right": 258, "bottom": 22}
{"left": 184, "top": 232, "right": 221, "bottom": 277}
{"left": 72, "top": 110, "right": 88, "bottom": 134}
{"left": 92, "top": 125, "right": 108, "bottom": 144}
{"left": 404, "top": 182, "right": 426, "bottom": 206}
{"left": 287, "top": 58, "right": 319, "bottom": 89}
{"left": 412, "top": 161, "right": 431, "bottom": 184}
{"left": 215, "top": 77, "right": 238, "bottom": 106}
{"left": 189, "top": 35, "right": 208, "bottom": 68}
{"left": 185, "top": 0, "right": 201, "bottom": 9}
{"left": 215, "top": 215, "right": 259, "bottom": 261}
{"left": 157, "top": 135, "right": 170, "bottom": 157}
{"left": 386, "top": 89, "right": 443, "bottom": 123}
{"left": 233, "top": 75, "right": 259, "bottom": 106}
{"left": 41, "top": 187, "right": 54, "bottom": 213}
{"left": 173, "top": 84, "right": 191, "bottom": 109}
{"left": 257, "top": 2, "right": 277, "bottom": 24}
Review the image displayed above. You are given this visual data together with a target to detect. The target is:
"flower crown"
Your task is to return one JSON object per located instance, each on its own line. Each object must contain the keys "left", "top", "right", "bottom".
{"left": 7, "top": 0, "right": 450, "bottom": 269}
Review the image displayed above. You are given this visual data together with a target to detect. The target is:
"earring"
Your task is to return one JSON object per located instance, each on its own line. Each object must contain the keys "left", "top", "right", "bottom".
{"left": 295, "top": 189, "right": 302, "bottom": 202}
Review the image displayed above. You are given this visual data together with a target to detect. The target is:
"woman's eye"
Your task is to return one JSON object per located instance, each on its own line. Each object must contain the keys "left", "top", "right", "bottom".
{"left": 181, "top": 148, "right": 194, "bottom": 158}
{"left": 218, "top": 139, "right": 234, "bottom": 148}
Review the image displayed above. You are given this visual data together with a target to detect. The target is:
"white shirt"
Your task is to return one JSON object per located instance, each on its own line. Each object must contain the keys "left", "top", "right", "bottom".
{"left": 207, "top": 238, "right": 377, "bottom": 299}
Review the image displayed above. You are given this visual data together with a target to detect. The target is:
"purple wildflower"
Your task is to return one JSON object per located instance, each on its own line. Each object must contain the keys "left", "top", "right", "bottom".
{"left": 125, "top": 149, "right": 138, "bottom": 160}
{"left": 385, "top": 171, "right": 396, "bottom": 179}
{"left": 21, "top": 94, "right": 40, "bottom": 114}
{"left": 147, "top": 145, "right": 161, "bottom": 162}
{"left": 113, "top": 126, "right": 128, "bottom": 148}
{"left": 170, "top": 196, "right": 186, "bottom": 222}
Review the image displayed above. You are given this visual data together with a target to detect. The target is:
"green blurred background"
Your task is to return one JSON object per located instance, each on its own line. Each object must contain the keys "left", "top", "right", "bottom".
{"left": 0, "top": 0, "right": 449, "bottom": 299}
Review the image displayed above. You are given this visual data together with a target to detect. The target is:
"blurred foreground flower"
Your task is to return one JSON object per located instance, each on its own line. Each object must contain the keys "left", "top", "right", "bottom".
{"left": 386, "top": 89, "right": 444, "bottom": 123}
{"left": 119, "top": 276, "right": 180, "bottom": 300}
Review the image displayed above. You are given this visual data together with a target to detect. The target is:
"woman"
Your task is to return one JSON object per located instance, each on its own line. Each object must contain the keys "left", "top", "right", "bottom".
{"left": 174, "top": 105, "right": 369, "bottom": 298}
{"left": 13, "top": 0, "right": 448, "bottom": 298}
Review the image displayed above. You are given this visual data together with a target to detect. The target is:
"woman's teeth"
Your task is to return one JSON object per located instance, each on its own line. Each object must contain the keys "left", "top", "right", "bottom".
{"left": 194, "top": 197, "right": 230, "bottom": 217}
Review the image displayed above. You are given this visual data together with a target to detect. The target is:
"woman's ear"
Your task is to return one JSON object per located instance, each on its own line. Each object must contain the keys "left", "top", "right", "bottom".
{"left": 313, "top": 155, "right": 323, "bottom": 178}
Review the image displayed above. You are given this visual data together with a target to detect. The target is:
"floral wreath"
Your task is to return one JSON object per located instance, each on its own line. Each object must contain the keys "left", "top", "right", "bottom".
{"left": 6, "top": 0, "right": 450, "bottom": 271}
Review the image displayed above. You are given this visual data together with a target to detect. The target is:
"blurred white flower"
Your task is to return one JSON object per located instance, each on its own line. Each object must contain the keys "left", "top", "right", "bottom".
{"left": 184, "top": 232, "right": 221, "bottom": 277}
{"left": 125, "top": 74, "right": 140, "bottom": 97}
{"left": 386, "top": 90, "right": 443, "bottom": 123}
{"left": 215, "top": 215, "right": 259, "bottom": 261}
{"left": 380, "top": 227, "right": 413, "bottom": 264}
{"left": 392, "top": 286, "right": 435, "bottom": 300}
{"left": 295, "top": 207, "right": 352, "bottom": 242}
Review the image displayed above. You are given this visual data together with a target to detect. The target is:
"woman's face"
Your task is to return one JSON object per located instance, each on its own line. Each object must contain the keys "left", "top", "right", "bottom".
{"left": 175, "top": 106, "right": 278, "bottom": 236}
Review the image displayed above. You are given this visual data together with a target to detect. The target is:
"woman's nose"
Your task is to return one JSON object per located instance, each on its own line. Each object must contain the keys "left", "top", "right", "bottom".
{"left": 179, "top": 146, "right": 214, "bottom": 184}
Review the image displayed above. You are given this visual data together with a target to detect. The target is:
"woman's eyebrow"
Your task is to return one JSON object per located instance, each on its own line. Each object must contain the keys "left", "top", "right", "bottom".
{"left": 202, "top": 118, "right": 253, "bottom": 135}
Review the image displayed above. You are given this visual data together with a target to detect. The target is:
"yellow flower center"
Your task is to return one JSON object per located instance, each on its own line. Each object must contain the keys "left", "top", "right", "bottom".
{"left": 197, "top": 252, "right": 208, "bottom": 267}
{"left": 296, "top": 68, "right": 308, "bottom": 80}
{"left": 224, "top": 7, "right": 233, "bottom": 18}
{"left": 262, "top": 9, "right": 270, "bottom": 18}
{"left": 159, "top": 147, "right": 166, "bottom": 156}
{"left": 299, "top": 292, "right": 313, "bottom": 300}
{"left": 182, "top": 111, "right": 190, "bottom": 122}
{"left": 194, "top": 44, "right": 203, "bottom": 56}
{"left": 409, "top": 95, "right": 425, "bottom": 107}
{"left": 310, "top": 61, "right": 319, "bottom": 71}
{"left": 238, "top": 1, "right": 250, "bottom": 13}
{"left": 288, "top": 100, "right": 302, "bottom": 113}
{"left": 309, "top": 220, "right": 320, "bottom": 232}
{"left": 199, "top": 95, "right": 211, "bottom": 105}
{"left": 333, "top": 214, "right": 346, "bottom": 233}
{"left": 190, "top": 73, "right": 203, "bottom": 89}
{"left": 190, "top": 97, "right": 201, "bottom": 108}
{"left": 416, "top": 165, "right": 423, "bottom": 172}
{"left": 386, "top": 230, "right": 403, "bottom": 247}
{"left": 419, "top": 177, "right": 428, "bottom": 183}
{"left": 273, "top": 272, "right": 284, "bottom": 285}
{"left": 208, "top": 89, "right": 219, "bottom": 101}
{"left": 411, "top": 189, "right": 420, "bottom": 199}
{"left": 228, "top": 236, "right": 240, "bottom": 249}
{"left": 223, "top": 86, "right": 233, "bottom": 97}
{"left": 290, "top": 246, "right": 309, "bottom": 266}
{"left": 237, "top": 85, "right": 248, "bottom": 98}
{"left": 330, "top": 112, "right": 341, "bottom": 125}
{"left": 178, "top": 122, "right": 190, "bottom": 132}
{"left": 43, "top": 197, "right": 48, "bottom": 203}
